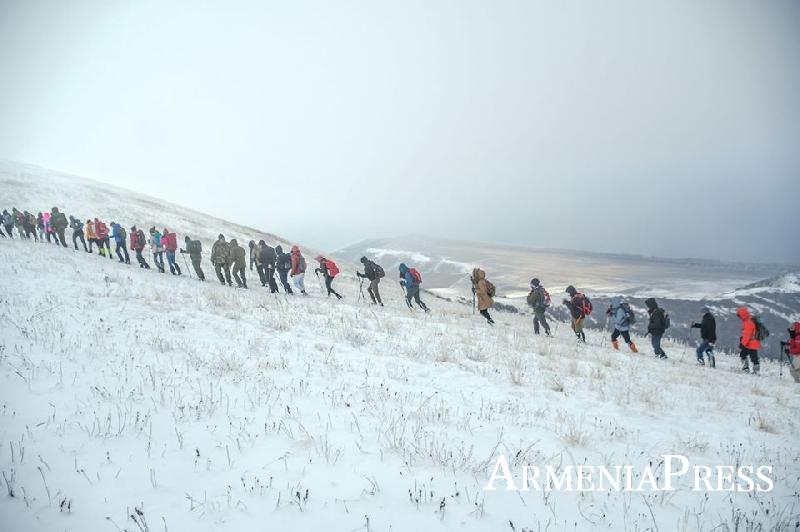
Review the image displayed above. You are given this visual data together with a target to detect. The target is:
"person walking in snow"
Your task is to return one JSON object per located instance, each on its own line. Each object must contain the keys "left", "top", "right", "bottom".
{"left": 527, "top": 278, "right": 551, "bottom": 336}
{"left": 161, "top": 228, "right": 181, "bottom": 275}
{"left": 130, "top": 226, "right": 150, "bottom": 269}
{"left": 229, "top": 238, "right": 247, "bottom": 288}
{"left": 606, "top": 296, "right": 638, "bottom": 352}
{"left": 211, "top": 234, "right": 232, "bottom": 286}
{"left": 357, "top": 256, "right": 385, "bottom": 306}
{"left": 110, "top": 222, "right": 130, "bottom": 263}
{"left": 2, "top": 210, "right": 14, "bottom": 238}
{"left": 691, "top": 306, "right": 716, "bottom": 367}
{"left": 149, "top": 227, "right": 165, "bottom": 272}
{"left": 248, "top": 240, "right": 258, "bottom": 272}
{"left": 274, "top": 245, "right": 293, "bottom": 294}
{"left": 645, "top": 298, "right": 669, "bottom": 359}
{"left": 258, "top": 241, "right": 279, "bottom": 292}
{"left": 736, "top": 307, "right": 761, "bottom": 374}
{"left": 42, "top": 211, "right": 56, "bottom": 244}
{"left": 180, "top": 236, "right": 204, "bottom": 280}
{"left": 315, "top": 256, "right": 343, "bottom": 299}
{"left": 782, "top": 322, "right": 800, "bottom": 383}
{"left": 252, "top": 240, "right": 268, "bottom": 287}
{"left": 36, "top": 212, "right": 45, "bottom": 240}
{"left": 50, "top": 207, "right": 68, "bottom": 247}
{"left": 23, "top": 211, "right": 37, "bottom": 240}
{"left": 95, "top": 218, "right": 112, "bottom": 259}
{"left": 290, "top": 245, "right": 307, "bottom": 295}
{"left": 69, "top": 216, "right": 88, "bottom": 252}
{"left": 399, "top": 263, "right": 429, "bottom": 312}
{"left": 84, "top": 218, "right": 97, "bottom": 252}
{"left": 471, "top": 268, "right": 495, "bottom": 325}
{"left": 562, "top": 285, "right": 590, "bottom": 342}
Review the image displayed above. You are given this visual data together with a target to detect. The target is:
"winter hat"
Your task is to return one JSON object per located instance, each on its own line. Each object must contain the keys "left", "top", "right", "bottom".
{"left": 259, "top": 240, "right": 266, "bottom": 246}
{"left": 291, "top": 245, "right": 299, "bottom": 253}
{"left": 185, "top": 236, "right": 191, "bottom": 241}
{"left": 566, "top": 285, "right": 577, "bottom": 296}
{"left": 218, "top": 233, "right": 225, "bottom": 240}
{"left": 530, "top": 278, "right": 540, "bottom": 288}
{"left": 131, "top": 225, "right": 137, "bottom": 231}
{"left": 314, "top": 255, "right": 324, "bottom": 262}
{"left": 249, "top": 240, "right": 255, "bottom": 247}
{"left": 360, "top": 256, "right": 368, "bottom": 263}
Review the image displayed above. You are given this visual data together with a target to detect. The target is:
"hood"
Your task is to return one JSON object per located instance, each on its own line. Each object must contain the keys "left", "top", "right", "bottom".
{"left": 230, "top": 238, "right": 238, "bottom": 247}
{"left": 736, "top": 307, "right": 751, "bottom": 321}
{"left": 360, "top": 256, "right": 368, "bottom": 263}
{"left": 610, "top": 296, "right": 622, "bottom": 309}
{"left": 790, "top": 322, "right": 800, "bottom": 335}
{"left": 644, "top": 298, "right": 657, "bottom": 310}
{"left": 275, "top": 245, "right": 283, "bottom": 255}
{"left": 472, "top": 268, "right": 485, "bottom": 281}
{"left": 52, "top": 207, "right": 59, "bottom": 213}
{"left": 566, "top": 285, "right": 576, "bottom": 296}
{"left": 259, "top": 240, "right": 266, "bottom": 246}
{"left": 399, "top": 263, "right": 408, "bottom": 274}
{"left": 291, "top": 245, "right": 300, "bottom": 254}
{"left": 185, "top": 236, "right": 191, "bottom": 241}
{"left": 315, "top": 255, "right": 324, "bottom": 262}
{"left": 248, "top": 240, "right": 255, "bottom": 247}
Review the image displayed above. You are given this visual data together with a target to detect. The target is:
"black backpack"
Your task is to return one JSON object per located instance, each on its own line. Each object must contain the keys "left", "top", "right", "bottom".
{"left": 620, "top": 302, "right": 636, "bottom": 325}
{"left": 278, "top": 253, "right": 292, "bottom": 270}
{"left": 372, "top": 262, "right": 385, "bottom": 278}
{"left": 753, "top": 316, "right": 770, "bottom": 341}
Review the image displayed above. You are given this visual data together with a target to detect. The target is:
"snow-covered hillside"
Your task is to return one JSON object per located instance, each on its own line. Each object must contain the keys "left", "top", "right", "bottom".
{"left": 1, "top": 164, "right": 800, "bottom": 531}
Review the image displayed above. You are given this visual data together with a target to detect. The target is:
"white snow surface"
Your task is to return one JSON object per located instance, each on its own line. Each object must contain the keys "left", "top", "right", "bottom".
{"left": 1, "top": 163, "right": 800, "bottom": 531}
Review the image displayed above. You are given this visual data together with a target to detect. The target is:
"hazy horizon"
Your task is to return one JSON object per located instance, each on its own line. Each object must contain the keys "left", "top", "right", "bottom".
{"left": 1, "top": 0, "right": 798, "bottom": 263}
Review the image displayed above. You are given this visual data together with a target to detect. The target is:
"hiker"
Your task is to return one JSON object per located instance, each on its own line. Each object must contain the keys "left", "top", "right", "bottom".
{"left": 180, "top": 236, "right": 204, "bottom": 280}
{"left": 85, "top": 218, "right": 96, "bottom": 252}
{"left": 526, "top": 278, "right": 551, "bottom": 336}
{"left": 12, "top": 208, "right": 25, "bottom": 238}
{"left": 562, "top": 285, "right": 590, "bottom": 342}
{"left": 211, "top": 234, "right": 232, "bottom": 286}
{"left": 290, "top": 245, "right": 307, "bottom": 295}
{"left": 42, "top": 212, "right": 55, "bottom": 243}
{"left": 275, "top": 245, "right": 293, "bottom": 294}
{"left": 357, "top": 256, "right": 385, "bottom": 306}
{"left": 691, "top": 306, "right": 716, "bottom": 367}
{"left": 23, "top": 211, "right": 37, "bottom": 240}
{"left": 736, "top": 307, "right": 761, "bottom": 374}
{"left": 36, "top": 212, "right": 45, "bottom": 239}
{"left": 782, "top": 322, "right": 800, "bottom": 383}
{"left": 110, "top": 222, "right": 130, "bottom": 263}
{"left": 130, "top": 226, "right": 150, "bottom": 269}
{"left": 69, "top": 216, "right": 88, "bottom": 251}
{"left": 399, "top": 263, "right": 429, "bottom": 312}
{"left": 252, "top": 240, "right": 267, "bottom": 287}
{"left": 645, "top": 298, "right": 669, "bottom": 359}
{"left": 258, "top": 241, "right": 278, "bottom": 292}
{"left": 248, "top": 240, "right": 258, "bottom": 272}
{"left": 161, "top": 228, "right": 181, "bottom": 275}
{"left": 50, "top": 207, "right": 68, "bottom": 247}
{"left": 229, "top": 238, "right": 247, "bottom": 288}
{"left": 95, "top": 218, "right": 112, "bottom": 259}
{"left": 607, "top": 296, "right": 638, "bottom": 352}
{"left": 471, "top": 268, "right": 495, "bottom": 325}
{"left": 2, "top": 210, "right": 13, "bottom": 238}
{"left": 149, "top": 227, "right": 165, "bottom": 272}
{"left": 315, "top": 256, "right": 343, "bottom": 299}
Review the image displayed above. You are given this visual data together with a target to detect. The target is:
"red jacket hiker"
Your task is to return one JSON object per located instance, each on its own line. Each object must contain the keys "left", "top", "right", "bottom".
{"left": 788, "top": 322, "right": 800, "bottom": 356}
{"left": 95, "top": 220, "right": 109, "bottom": 239}
{"left": 736, "top": 307, "right": 761, "bottom": 351}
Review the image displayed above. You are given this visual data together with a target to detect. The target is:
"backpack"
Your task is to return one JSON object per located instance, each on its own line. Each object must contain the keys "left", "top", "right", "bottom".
{"left": 753, "top": 316, "right": 770, "bottom": 341}
{"left": 278, "top": 253, "right": 292, "bottom": 270}
{"left": 372, "top": 262, "right": 385, "bottom": 279}
{"left": 576, "top": 293, "right": 593, "bottom": 316}
{"left": 408, "top": 267, "right": 422, "bottom": 285}
{"left": 540, "top": 287, "right": 551, "bottom": 307}
{"left": 660, "top": 308, "right": 671, "bottom": 330}
{"left": 118, "top": 227, "right": 127, "bottom": 240}
{"left": 326, "top": 260, "right": 340, "bottom": 278}
{"left": 485, "top": 280, "right": 496, "bottom": 298}
{"left": 620, "top": 302, "right": 636, "bottom": 325}
{"left": 188, "top": 239, "right": 201, "bottom": 254}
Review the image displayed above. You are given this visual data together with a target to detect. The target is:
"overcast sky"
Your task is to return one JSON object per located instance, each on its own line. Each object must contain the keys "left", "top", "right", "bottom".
{"left": 1, "top": 0, "right": 798, "bottom": 264}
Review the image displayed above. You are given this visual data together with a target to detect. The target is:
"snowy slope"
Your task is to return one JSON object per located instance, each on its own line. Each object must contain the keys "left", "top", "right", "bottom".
{"left": 1, "top": 164, "right": 800, "bottom": 531}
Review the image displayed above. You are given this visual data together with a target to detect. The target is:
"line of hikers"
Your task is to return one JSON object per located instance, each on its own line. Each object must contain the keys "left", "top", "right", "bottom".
{"left": 6, "top": 206, "right": 795, "bottom": 378}
{"left": 2, "top": 205, "right": 432, "bottom": 311}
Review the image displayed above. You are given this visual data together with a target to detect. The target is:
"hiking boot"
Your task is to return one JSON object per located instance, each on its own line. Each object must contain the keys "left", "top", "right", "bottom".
{"left": 741, "top": 360, "right": 750, "bottom": 373}
{"left": 697, "top": 358, "right": 705, "bottom": 366}
{"left": 708, "top": 355, "right": 716, "bottom": 368}
{"left": 612, "top": 340, "right": 619, "bottom": 350}
{"left": 752, "top": 364, "right": 760, "bottom": 375}
{"left": 629, "top": 342, "right": 638, "bottom": 353}
{"left": 657, "top": 353, "right": 668, "bottom": 359}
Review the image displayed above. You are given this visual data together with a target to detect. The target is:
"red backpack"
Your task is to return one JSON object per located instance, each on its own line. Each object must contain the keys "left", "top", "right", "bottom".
{"left": 576, "top": 292, "right": 593, "bottom": 316}
{"left": 408, "top": 267, "right": 422, "bottom": 285}
{"left": 325, "top": 260, "right": 339, "bottom": 278}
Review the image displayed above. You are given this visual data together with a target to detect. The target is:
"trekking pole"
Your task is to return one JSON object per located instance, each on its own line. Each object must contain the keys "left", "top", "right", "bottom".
{"left": 358, "top": 276, "right": 365, "bottom": 303}
{"left": 181, "top": 251, "right": 190, "bottom": 273}
{"left": 315, "top": 271, "right": 325, "bottom": 295}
